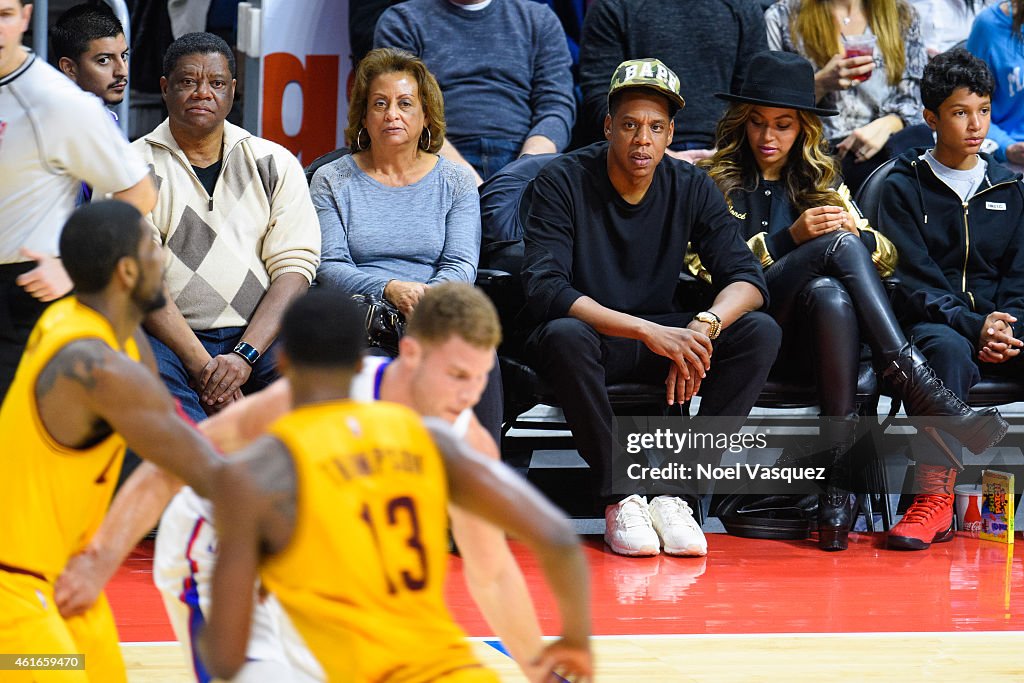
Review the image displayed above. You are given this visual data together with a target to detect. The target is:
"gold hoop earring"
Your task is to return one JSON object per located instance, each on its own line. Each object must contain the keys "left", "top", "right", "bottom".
{"left": 419, "top": 128, "right": 432, "bottom": 151}
{"left": 356, "top": 127, "right": 370, "bottom": 151}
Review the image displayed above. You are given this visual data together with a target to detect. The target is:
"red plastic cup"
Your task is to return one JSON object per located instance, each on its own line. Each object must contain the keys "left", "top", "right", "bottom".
{"left": 843, "top": 34, "right": 876, "bottom": 83}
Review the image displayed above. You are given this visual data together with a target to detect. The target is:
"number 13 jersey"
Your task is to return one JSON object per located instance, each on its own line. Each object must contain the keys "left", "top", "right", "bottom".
{"left": 262, "top": 399, "right": 489, "bottom": 683}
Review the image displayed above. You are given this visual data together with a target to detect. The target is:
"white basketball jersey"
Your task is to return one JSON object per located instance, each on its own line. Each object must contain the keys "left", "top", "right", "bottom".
{"left": 351, "top": 356, "right": 472, "bottom": 437}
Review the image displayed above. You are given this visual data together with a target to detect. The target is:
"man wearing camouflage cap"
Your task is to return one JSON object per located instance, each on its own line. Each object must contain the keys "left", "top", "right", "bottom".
{"left": 521, "top": 58, "right": 781, "bottom": 558}
{"left": 579, "top": 0, "right": 767, "bottom": 162}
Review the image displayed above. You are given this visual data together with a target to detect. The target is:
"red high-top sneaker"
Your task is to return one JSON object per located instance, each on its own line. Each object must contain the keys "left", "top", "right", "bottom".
{"left": 887, "top": 464, "right": 956, "bottom": 550}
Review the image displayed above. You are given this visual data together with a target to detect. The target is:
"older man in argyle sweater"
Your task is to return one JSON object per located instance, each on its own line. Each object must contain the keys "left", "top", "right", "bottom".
{"left": 134, "top": 33, "right": 319, "bottom": 421}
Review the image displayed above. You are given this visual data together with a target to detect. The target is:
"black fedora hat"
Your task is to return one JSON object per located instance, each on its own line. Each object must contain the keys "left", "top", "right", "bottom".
{"left": 716, "top": 51, "right": 839, "bottom": 117}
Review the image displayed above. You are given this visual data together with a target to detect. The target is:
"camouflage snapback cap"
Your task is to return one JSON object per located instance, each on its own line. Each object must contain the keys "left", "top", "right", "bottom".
{"left": 607, "top": 58, "right": 686, "bottom": 113}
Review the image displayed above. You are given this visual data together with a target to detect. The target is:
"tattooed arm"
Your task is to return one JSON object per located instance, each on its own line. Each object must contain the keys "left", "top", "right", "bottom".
{"left": 199, "top": 436, "right": 297, "bottom": 680}
{"left": 35, "top": 338, "right": 220, "bottom": 498}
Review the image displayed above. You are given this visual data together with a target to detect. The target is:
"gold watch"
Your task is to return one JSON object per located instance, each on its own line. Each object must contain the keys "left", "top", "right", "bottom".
{"left": 693, "top": 311, "right": 722, "bottom": 340}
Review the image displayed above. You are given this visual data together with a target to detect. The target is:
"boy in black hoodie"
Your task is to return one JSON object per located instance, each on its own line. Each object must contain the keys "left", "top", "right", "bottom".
{"left": 879, "top": 48, "right": 1024, "bottom": 550}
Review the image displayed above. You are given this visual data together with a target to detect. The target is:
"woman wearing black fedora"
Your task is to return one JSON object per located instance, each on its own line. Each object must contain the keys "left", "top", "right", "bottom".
{"left": 698, "top": 51, "right": 1007, "bottom": 551}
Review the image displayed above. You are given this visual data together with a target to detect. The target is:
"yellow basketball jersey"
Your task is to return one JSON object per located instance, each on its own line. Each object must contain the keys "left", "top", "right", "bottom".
{"left": 261, "top": 400, "right": 486, "bottom": 683}
{"left": 0, "top": 297, "right": 139, "bottom": 580}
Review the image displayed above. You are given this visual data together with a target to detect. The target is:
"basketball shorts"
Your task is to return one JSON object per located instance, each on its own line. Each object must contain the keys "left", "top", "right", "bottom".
{"left": 153, "top": 487, "right": 323, "bottom": 683}
{"left": 0, "top": 569, "right": 126, "bottom": 682}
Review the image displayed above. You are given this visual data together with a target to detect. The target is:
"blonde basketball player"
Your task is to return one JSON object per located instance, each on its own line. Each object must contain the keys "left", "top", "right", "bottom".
{"left": 198, "top": 290, "right": 592, "bottom": 682}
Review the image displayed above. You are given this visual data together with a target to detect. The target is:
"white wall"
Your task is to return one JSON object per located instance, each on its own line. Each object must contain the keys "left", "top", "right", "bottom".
{"left": 260, "top": 0, "right": 351, "bottom": 163}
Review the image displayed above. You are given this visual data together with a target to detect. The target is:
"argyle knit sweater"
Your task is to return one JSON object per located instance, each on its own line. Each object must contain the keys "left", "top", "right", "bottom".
{"left": 133, "top": 120, "right": 320, "bottom": 331}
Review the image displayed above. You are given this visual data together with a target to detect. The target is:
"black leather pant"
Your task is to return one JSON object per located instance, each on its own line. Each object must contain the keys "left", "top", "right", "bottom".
{"left": 766, "top": 230, "right": 907, "bottom": 417}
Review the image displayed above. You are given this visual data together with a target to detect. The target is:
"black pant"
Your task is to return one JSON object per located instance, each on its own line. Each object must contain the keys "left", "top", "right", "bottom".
{"left": 908, "top": 321, "right": 1024, "bottom": 465}
{"left": 771, "top": 275, "right": 861, "bottom": 417}
{"left": 525, "top": 311, "right": 781, "bottom": 500}
{"left": 766, "top": 230, "right": 906, "bottom": 418}
{"left": 474, "top": 359, "right": 504, "bottom": 446}
{"left": 0, "top": 263, "right": 53, "bottom": 404}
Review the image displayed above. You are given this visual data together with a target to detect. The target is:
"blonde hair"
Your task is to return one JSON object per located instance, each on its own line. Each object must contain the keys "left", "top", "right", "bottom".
{"left": 700, "top": 103, "right": 843, "bottom": 213}
{"left": 406, "top": 283, "right": 502, "bottom": 350}
{"left": 345, "top": 47, "right": 445, "bottom": 154}
{"left": 792, "top": 0, "right": 913, "bottom": 87}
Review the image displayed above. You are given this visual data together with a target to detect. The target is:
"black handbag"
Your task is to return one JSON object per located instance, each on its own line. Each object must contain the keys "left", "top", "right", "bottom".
{"left": 715, "top": 493, "right": 818, "bottom": 540}
{"left": 351, "top": 294, "right": 406, "bottom": 356}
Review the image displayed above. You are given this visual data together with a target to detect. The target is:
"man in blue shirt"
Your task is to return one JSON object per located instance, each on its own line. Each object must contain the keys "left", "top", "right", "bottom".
{"left": 375, "top": 0, "right": 575, "bottom": 183}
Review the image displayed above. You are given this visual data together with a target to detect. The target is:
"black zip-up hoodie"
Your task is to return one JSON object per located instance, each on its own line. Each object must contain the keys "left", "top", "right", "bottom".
{"left": 878, "top": 148, "right": 1024, "bottom": 345}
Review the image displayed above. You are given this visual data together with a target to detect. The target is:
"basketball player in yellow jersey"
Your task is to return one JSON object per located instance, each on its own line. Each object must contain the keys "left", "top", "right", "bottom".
{"left": 0, "top": 201, "right": 220, "bottom": 682}
{"left": 198, "top": 291, "right": 593, "bottom": 683}
{"left": 57, "top": 284, "right": 548, "bottom": 681}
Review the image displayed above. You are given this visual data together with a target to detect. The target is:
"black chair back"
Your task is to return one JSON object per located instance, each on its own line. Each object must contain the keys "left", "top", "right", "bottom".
{"left": 304, "top": 148, "right": 351, "bottom": 185}
{"left": 854, "top": 156, "right": 899, "bottom": 227}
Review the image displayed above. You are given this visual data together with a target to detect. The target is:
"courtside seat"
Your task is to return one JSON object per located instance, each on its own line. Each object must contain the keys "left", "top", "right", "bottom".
{"left": 854, "top": 157, "right": 898, "bottom": 228}
{"left": 962, "top": 377, "right": 1024, "bottom": 406}
{"left": 857, "top": 157, "right": 1024, "bottom": 525}
{"left": 500, "top": 357, "right": 666, "bottom": 420}
{"left": 481, "top": 158, "right": 890, "bottom": 526}
{"left": 757, "top": 364, "right": 878, "bottom": 410}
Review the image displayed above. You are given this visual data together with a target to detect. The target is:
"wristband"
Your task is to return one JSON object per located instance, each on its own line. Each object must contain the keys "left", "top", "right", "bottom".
{"left": 232, "top": 341, "right": 260, "bottom": 366}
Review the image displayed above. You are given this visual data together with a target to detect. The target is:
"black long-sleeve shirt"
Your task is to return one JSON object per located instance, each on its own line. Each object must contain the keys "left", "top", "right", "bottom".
{"left": 522, "top": 142, "right": 768, "bottom": 323}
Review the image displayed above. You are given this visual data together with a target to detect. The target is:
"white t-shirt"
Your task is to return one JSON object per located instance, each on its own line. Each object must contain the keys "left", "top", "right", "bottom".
{"left": 923, "top": 150, "right": 988, "bottom": 202}
{"left": 0, "top": 52, "right": 149, "bottom": 264}
{"left": 909, "top": 0, "right": 995, "bottom": 54}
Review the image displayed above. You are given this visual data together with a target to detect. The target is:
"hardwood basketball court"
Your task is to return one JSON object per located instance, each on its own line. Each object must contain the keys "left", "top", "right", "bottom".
{"left": 111, "top": 533, "right": 1024, "bottom": 681}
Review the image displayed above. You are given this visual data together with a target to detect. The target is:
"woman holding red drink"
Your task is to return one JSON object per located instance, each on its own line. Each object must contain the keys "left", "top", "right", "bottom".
{"left": 765, "top": 0, "right": 931, "bottom": 189}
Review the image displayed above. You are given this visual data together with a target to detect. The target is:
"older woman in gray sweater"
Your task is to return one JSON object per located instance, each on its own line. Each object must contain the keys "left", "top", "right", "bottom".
{"left": 311, "top": 48, "right": 479, "bottom": 316}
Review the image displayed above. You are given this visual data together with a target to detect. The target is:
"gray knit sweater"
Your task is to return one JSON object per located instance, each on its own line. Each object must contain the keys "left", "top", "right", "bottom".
{"left": 374, "top": 0, "right": 576, "bottom": 151}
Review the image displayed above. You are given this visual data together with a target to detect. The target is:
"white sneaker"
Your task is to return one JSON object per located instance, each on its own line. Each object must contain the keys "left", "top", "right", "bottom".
{"left": 604, "top": 495, "right": 660, "bottom": 556}
{"left": 649, "top": 496, "right": 708, "bottom": 557}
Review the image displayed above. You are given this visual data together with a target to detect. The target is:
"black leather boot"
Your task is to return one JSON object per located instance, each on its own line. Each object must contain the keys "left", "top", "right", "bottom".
{"left": 881, "top": 344, "right": 1008, "bottom": 460}
{"left": 807, "top": 234, "right": 1007, "bottom": 459}
{"left": 818, "top": 486, "right": 857, "bottom": 551}
{"left": 816, "top": 417, "right": 858, "bottom": 552}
